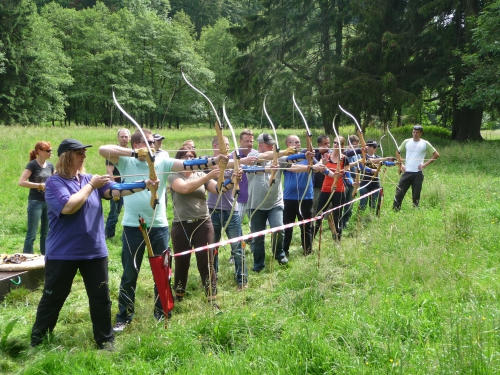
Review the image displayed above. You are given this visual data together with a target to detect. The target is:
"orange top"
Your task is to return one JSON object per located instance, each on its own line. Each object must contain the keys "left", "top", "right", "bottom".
{"left": 321, "top": 157, "right": 346, "bottom": 193}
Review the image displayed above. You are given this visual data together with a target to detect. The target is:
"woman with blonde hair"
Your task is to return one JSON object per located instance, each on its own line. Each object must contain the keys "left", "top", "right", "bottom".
{"left": 18, "top": 141, "right": 55, "bottom": 254}
{"left": 31, "top": 139, "right": 154, "bottom": 350}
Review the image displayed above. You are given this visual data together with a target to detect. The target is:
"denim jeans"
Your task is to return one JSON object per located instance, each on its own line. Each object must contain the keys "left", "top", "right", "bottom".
{"left": 283, "top": 200, "right": 313, "bottom": 255}
{"left": 23, "top": 200, "right": 49, "bottom": 255}
{"left": 359, "top": 181, "right": 380, "bottom": 210}
{"left": 116, "top": 226, "right": 170, "bottom": 323}
{"left": 249, "top": 206, "right": 286, "bottom": 272}
{"left": 105, "top": 197, "right": 123, "bottom": 239}
{"left": 211, "top": 209, "right": 248, "bottom": 286}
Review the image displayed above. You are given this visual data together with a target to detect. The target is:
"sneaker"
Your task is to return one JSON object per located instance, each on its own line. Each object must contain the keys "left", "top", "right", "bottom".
{"left": 228, "top": 256, "right": 235, "bottom": 264}
{"left": 113, "top": 321, "right": 128, "bottom": 332}
{"left": 278, "top": 256, "right": 289, "bottom": 265}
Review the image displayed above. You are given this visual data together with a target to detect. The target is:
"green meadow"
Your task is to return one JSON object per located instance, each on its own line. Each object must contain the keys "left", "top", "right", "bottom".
{"left": 0, "top": 125, "right": 499, "bottom": 374}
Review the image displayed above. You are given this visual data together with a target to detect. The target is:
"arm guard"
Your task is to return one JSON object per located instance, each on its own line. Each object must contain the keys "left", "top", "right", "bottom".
{"left": 109, "top": 181, "right": 146, "bottom": 191}
{"left": 383, "top": 161, "right": 396, "bottom": 167}
{"left": 215, "top": 178, "right": 233, "bottom": 194}
{"left": 344, "top": 171, "right": 354, "bottom": 185}
{"left": 183, "top": 157, "right": 209, "bottom": 170}
{"left": 286, "top": 153, "right": 307, "bottom": 162}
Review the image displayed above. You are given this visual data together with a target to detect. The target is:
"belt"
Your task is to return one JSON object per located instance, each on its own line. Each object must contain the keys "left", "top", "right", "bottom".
{"left": 182, "top": 219, "right": 200, "bottom": 224}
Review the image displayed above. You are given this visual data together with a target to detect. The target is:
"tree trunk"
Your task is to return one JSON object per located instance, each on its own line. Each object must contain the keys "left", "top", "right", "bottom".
{"left": 451, "top": 105, "right": 483, "bottom": 141}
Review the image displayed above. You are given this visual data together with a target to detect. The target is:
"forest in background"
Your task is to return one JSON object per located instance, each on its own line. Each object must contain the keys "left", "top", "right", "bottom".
{"left": 1, "top": 0, "right": 500, "bottom": 140}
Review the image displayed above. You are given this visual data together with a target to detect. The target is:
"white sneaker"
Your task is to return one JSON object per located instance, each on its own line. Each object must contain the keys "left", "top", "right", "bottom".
{"left": 113, "top": 321, "right": 128, "bottom": 332}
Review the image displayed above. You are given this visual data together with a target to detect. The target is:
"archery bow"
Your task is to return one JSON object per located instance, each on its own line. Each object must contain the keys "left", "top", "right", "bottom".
{"left": 292, "top": 93, "right": 314, "bottom": 216}
{"left": 181, "top": 69, "right": 227, "bottom": 191}
{"left": 387, "top": 125, "right": 402, "bottom": 175}
{"left": 292, "top": 94, "right": 314, "bottom": 168}
{"left": 112, "top": 89, "right": 158, "bottom": 210}
{"left": 221, "top": 99, "right": 241, "bottom": 235}
{"left": 263, "top": 94, "right": 280, "bottom": 186}
{"left": 339, "top": 105, "right": 365, "bottom": 198}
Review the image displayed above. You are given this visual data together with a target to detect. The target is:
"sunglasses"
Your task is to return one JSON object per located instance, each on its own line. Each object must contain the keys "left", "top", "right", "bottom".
{"left": 413, "top": 126, "right": 423, "bottom": 131}
{"left": 42, "top": 149, "right": 53, "bottom": 152}
{"left": 74, "top": 149, "right": 87, "bottom": 155}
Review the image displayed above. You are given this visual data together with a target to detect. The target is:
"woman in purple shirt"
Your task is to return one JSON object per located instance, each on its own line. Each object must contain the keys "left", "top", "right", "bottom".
{"left": 30, "top": 139, "right": 152, "bottom": 350}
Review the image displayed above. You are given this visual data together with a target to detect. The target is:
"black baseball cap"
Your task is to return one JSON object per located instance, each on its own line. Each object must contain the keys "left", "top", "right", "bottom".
{"left": 57, "top": 139, "right": 92, "bottom": 156}
{"left": 154, "top": 134, "right": 165, "bottom": 141}
{"left": 366, "top": 140, "right": 378, "bottom": 148}
{"left": 257, "top": 133, "right": 276, "bottom": 145}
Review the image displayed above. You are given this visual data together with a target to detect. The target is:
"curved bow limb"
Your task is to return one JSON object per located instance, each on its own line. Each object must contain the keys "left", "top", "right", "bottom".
{"left": 263, "top": 94, "right": 280, "bottom": 186}
{"left": 346, "top": 135, "right": 361, "bottom": 198}
{"left": 387, "top": 125, "right": 402, "bottom": 175}
{"left": 292, "top": 93, "right": 314, "bottom": 167}
{"left": 112, "top": 89, "right": 158, "bottom": 210}
{"left": 339, "top": 104, "right": 366, "bottom": 197}
{"left": 181, "top": 68, "right": 227, "bottom": 191}
{"left": 222, "top": 98, "right": 241, "bottom": 197}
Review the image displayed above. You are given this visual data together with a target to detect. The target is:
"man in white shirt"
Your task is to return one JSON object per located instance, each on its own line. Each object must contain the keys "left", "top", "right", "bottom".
{"left": 393, "top": 125, "right": 440, "bottom": 211}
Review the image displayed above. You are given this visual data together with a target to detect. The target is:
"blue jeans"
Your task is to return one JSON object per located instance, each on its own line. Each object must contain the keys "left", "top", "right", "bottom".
{"left": 249, "top": 206, "right": 286, "bottom": 272}
{"left": 105, "top": 198, "right": 123, "bottom": 239}
{"left": 23, "top": 200, "right": 49, "bottom": 255}
{"left": 359, "top": 181, "right": 380, "bottom": 210}
{"left": 116, "top": 226, "right": 170, "bottom": 323}
{"left": 211, "top": 209, "right": 248, "bottom": 286}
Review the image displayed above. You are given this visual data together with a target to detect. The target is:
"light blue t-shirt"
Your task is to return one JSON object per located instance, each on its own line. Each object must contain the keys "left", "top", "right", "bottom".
{"left": 117, "top": 156, "right": 174, "bottom": 227}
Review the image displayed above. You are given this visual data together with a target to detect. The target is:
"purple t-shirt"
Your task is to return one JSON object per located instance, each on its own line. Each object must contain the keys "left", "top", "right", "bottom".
{"left": 237, "top": 148, "right": 258, "bottom": 204}
{"left": 45, "top": 173, "right": 111, "bottom": 260}
{"left": 207, "top": 169, "right": 238, "bottom": 211}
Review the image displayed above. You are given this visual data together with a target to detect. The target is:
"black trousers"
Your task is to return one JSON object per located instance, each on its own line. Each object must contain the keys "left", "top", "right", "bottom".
{"left": 171, "top": 219, "right": 216, "bottom": 300}
{"left": 393, "top": 171, "right": 424, "bottom": 210}
{"left": 283, "top": 199, "right": 313, "bottom": 255}
{"left": 31, "top": 257, "right": 113, "bottom": 347}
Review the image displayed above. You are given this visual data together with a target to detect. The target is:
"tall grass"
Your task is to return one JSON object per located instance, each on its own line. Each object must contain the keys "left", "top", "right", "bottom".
{"left": 0, "top": 126, "right": 499, "bottom": 374}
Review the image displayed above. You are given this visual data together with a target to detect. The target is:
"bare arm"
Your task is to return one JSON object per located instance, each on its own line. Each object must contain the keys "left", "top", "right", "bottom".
{"left": 18, "top": 169, "right": 37, "bottom": 189}
{"left": 99, "top": 145, "right": 131, "bottom": 165}
{"left": 420, "top": 150, "right": 439, "bottom": 170}
{"left": 170, "top": 169, "right": 219, "bottom": 195}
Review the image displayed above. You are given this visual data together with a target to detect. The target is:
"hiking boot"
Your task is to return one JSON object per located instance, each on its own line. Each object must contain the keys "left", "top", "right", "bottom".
{"left": 98, "top": 341, "right": 115, "bottom": 351}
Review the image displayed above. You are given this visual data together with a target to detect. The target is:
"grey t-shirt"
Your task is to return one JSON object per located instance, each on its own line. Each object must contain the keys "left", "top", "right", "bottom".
{"left": 246, "top": 150, "right": 284, "bottom": 210}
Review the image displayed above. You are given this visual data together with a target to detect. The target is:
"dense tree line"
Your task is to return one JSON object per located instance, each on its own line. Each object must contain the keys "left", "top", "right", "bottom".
{"left": 1, "top": 0, "right": 499, "bottom": 140}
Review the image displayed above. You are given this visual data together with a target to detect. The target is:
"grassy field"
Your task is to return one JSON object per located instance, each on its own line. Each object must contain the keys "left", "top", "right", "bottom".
{"left": 0, "top": 125, "right": 499, "bottom": 374}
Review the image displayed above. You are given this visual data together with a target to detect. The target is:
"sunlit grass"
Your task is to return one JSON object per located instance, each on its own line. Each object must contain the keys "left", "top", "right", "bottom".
{"left": 0, "top": 126, "right": 499, "bottom": 374}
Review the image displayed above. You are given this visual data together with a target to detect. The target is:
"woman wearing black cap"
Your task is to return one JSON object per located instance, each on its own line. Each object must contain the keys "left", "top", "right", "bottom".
{"left": 30, "top": 139, "right": 154, "bottom": 350}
